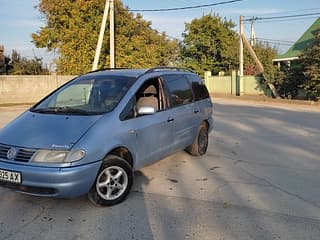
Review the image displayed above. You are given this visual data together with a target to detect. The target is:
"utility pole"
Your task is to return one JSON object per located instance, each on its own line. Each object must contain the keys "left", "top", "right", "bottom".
{"left": 239, "top": 16, "right": 244, "bottom": 77}
{"left": 110, "top": 0, "right": 115, "bottom": 68}
{"left": 250, "top": 17, "right": 257, "bottom": 46}
{"left": 239, "top": 15, "right": 278, "bottom": 97}
{"left": 92, "top": 0, "right": 110, "bottom": 71}
{"left": 239, "top": 15, "right": 244, "bottom": 95}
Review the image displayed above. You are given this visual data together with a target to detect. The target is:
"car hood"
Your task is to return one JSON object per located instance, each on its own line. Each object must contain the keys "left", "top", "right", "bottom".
{"left": 0, "top": 111, "right": 102, "bottom": 150}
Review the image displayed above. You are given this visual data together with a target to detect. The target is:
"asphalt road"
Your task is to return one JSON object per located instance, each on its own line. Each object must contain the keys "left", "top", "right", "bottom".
{"left": 0, "top": 99, "right": 320, "bottom": 240}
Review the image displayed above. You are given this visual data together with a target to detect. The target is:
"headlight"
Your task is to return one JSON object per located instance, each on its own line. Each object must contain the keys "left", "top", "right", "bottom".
{"left": 32, "top": 150, "right": 86, "bottom": 163}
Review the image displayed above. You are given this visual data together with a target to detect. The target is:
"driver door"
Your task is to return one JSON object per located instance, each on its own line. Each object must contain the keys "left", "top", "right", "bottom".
{"left": 119, "top": 77, "right": 174, "bottom": 168}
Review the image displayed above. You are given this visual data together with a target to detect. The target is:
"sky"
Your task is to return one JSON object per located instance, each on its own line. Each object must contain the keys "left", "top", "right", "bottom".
{"left": 0, "top": 0, "right": 319, "bottom": 66}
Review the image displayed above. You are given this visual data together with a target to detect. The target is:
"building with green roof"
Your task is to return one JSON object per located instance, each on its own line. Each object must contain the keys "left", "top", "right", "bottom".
{"left": 273, "top": 18, "right": 320, "bottom": 62}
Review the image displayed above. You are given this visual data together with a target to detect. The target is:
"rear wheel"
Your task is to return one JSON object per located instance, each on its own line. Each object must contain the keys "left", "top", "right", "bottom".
{"left": 88, "top": 155, "right": 133, "bottom": 207}
{"left": 186, "top": 123, "right": 209, "bottom": 156}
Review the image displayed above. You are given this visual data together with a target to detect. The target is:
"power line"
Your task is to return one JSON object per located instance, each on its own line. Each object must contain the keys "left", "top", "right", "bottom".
{"left": 244, "top": 7, "right": 320, "bottom": 18}
{"left": 251, "top": 16, "right": 319, "bottom": 24}
{"left": 255, "top": 38, "right": 294, "bottom": 43}
{"left": 244, "top": 12, "right": 320, "bottom": 22}
{"left": 255, "top": 39, "right": 293, "bottom": 46}
{"left": 128, "top": 0, "right": 245, "bottom": 12}
{"left": 175, "top": 0, "right": 199, "bottom": 6}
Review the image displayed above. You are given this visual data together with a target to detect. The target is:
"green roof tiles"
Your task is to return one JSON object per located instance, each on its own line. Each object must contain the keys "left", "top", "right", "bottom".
{"left": 274, "top": 18, "right": 320, "bottom": 61}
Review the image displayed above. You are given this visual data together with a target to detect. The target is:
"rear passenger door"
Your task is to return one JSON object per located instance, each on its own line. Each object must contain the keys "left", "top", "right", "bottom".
{"left": 162, "top": 74, "right": 199, "bottom": 151}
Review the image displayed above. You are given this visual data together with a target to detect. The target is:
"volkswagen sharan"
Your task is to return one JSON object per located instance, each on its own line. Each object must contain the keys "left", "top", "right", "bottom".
{"left": 0, "top": 67, "right": 213, "bottom": 206}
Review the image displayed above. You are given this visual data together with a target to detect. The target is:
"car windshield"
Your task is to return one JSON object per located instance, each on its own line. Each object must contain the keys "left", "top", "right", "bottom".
{"left": 31, "top": 75, "right": 135, "bottom": 115}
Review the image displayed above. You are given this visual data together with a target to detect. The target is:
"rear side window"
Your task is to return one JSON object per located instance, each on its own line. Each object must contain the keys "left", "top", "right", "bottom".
{"left": 163, "top": 74, "right": 193, "bottom": 107}
{"left": 186, "top": 74, "right": 209, "bottom": 101}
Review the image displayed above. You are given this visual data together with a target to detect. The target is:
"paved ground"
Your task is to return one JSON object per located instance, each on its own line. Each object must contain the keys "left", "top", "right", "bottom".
{"left": 0, "top": 99, "right": 320, "bottom": 240}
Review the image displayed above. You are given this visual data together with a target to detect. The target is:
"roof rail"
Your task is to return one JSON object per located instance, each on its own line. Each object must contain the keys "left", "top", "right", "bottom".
{"left": 88, "top": 67, "right": 131, "bottom": 74}
{"left": 144, "top": 66, "right": 195, "bottom": 74}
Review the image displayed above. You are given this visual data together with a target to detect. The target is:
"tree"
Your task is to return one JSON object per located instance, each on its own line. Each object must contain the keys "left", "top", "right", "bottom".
{"left": 32, "top": 0, "right": 178, "bottom": 74}
{"left": 243, "top": 42, "right": 282, "bottom": 95}
{"left": 8, "top": 50, "right": 49, "bottom": 75}
{"left": 0, "top": 56, "right": 12, "bottom": 75}
{"left": 180, "top": 14, "right": 238, "bottom": 76}
{"left": 277, "top": 29, "right": 320, "bottom": 100}
{"left": 243, "top": 42, "right": 278, "bottom": 76}
{"left": 0, "top": 45, "right": 13, "bottom": 74}
{"left": 277, "top": 62, "right": 304, "bottom": 98}
{"left": 299, "top": 29, "right": 320, "bottom": 100}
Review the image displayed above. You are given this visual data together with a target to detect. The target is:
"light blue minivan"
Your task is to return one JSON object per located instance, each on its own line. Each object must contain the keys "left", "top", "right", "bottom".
{"left": 0, "top": 67, "right": 213, "bottom": 206}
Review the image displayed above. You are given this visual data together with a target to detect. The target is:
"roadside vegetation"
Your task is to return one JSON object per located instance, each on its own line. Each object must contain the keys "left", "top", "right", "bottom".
{"left": 1, "top": 0, "right": 319, "bottom": 99}
{"left": 0, "top": 50, "right": 48, "bottom": 75}
{"left": 32, "top": 0, "right": 178, "bottom": 74}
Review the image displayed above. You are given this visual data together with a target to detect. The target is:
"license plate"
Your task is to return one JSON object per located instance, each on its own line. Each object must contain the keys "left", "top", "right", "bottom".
{"left": 0, "top": 169, "right": 21, "bottom": 184}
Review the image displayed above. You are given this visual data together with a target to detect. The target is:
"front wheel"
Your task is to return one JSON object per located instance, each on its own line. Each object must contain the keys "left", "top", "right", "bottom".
{"left": 186, "top": 123, "right": 209, "bottom": 156}
{"left": 88, "top": 155, "right": 133, "bottom": 207}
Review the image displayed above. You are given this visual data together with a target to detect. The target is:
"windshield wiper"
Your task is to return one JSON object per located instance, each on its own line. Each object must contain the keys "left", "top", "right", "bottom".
{"left": 31, "top": 107, "right": 58, "bottom": 114}
{"left": 31, "top": 107, "right": 97, "bottom": 115}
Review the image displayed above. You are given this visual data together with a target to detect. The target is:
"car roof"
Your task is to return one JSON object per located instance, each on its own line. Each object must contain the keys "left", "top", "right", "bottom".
{"left": 85, "top": 69, "right": 148, "bottom": 78}
{"left": 83, "top": 67, "right": 196, "bottom": 79}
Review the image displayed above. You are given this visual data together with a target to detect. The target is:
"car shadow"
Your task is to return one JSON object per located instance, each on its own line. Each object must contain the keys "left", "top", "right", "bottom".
{"left": 0, "top": 172, "right": 155, "bottom": 240}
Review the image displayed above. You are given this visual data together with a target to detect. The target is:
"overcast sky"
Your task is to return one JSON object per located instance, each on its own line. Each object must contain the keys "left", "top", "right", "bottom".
{"left": 0, "top": 0, "right": 319, "bottom": 65}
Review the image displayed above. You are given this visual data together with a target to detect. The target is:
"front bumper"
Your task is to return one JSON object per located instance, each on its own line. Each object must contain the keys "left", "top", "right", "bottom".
{"left": 0, "top": 159, "right": 101, "bottom": 198}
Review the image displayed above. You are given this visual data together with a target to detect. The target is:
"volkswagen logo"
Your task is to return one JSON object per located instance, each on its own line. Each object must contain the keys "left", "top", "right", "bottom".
{"left": 7, "top": 147, "right": 17, "bottom": 160}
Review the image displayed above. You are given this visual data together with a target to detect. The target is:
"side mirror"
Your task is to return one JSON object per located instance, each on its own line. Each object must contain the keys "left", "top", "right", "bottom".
{"left": 138, "top": 106, "right": 156, "bottom": 115}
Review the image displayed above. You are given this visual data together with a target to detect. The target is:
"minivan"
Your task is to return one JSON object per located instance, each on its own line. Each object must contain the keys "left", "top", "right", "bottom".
{"left": 0, "top": 67, "right": 213, "bottom": 206}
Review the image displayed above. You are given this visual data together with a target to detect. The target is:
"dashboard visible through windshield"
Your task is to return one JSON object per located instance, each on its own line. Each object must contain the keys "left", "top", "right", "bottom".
{"left": 31, "top": 75, "right": 135, "bottom": 115}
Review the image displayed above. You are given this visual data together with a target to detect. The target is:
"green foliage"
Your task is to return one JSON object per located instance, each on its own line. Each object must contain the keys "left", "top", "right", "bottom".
{"left": 8, "top": 50, "right": 49, "bottom": 75}
{"left": 0, "top": 47, "right": 12, "bottom": 74}
{"left": 180, "top": 14, "right": 238, "bottom": 76}
{"left": 0, "top": 56, "right": 11, "bottom": 75}
{"left": 243, "top": 42, "right": 281, "bottom": 94}
{"left": 32, "top": 0, "right": 178, "bottom": 74}
{"left": 244, "top": 42, "right": 278, "bottom": 76}
{"left": 1, "top": 49, "right": 48, "bottom": 75}
{"left": 276, "top": 29, "right": 320, "bottom": 100}
{"left": 279, "top": 62, "right": 305, "bottom": 98}
{"left": 299, "top": 30, "right": 320, "bottom": 100}
{"left": 179, "top": 13, "right": 279, "bottom": 83}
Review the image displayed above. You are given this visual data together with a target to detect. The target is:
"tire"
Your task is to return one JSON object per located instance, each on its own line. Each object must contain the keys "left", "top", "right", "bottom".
{"left": 186, "top": 123, "right": 209, "bottom": 156}
{"left": 88, "top": 155, "right": 133, "bottom": 207}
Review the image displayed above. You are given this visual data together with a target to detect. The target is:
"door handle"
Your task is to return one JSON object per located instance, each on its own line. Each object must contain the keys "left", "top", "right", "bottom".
{"left": 167, "top": 117, "right": 175, "bottom": 122}
{"left": 129, "top": 129, "right": 137, "bottom": 134}
{"left": 194, "top": 109, "right": 200, "bottom": 114}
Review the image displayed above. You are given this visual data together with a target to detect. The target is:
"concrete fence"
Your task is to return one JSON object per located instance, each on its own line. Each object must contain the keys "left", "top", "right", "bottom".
{"left": 1, "top": 72, "right": 270, "bottom": 105}
{"left": 0, "top": 75, "right": 75, "bottom": 105}
{"left": 204, "top": 71, "right": 270, "bottom": 96}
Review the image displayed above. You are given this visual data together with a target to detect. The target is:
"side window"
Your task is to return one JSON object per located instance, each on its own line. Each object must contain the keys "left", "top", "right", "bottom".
{"left": 187, "top": 74, "right": 209, "bottom": 101}
{"left": 120, "top": 77, "right": 166, "bottom": 121}
{"left": 163, "top": 74, "right": 193, "bottom": 107}
{"left": 136, "top": 80, "right": 160, "bottom": 112}
{"left": 119, "top": 96, "right": 136, "bottom": 121}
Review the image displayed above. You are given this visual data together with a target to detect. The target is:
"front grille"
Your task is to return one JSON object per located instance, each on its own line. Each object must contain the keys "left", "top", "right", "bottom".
{"left": 15, "top": 149, "right": 36, "bottom": 162}
{"left": 0, "top": 145, "right": 10, "bottom": 159}
{"left": 0, "top": 144, "right": 36, "bottom": 162}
